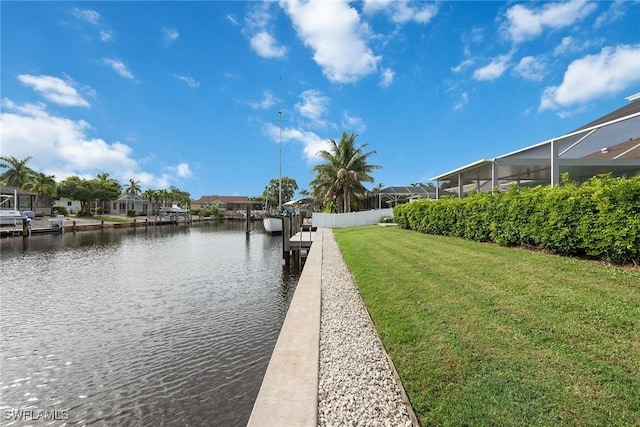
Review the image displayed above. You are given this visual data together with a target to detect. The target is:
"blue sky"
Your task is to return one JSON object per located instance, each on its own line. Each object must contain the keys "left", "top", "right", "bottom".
{"left": 2, "top": 1, "right": 639, "bottom": 199}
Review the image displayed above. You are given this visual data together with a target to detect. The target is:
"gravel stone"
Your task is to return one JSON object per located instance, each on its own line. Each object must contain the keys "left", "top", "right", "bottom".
{"left": 318, "top": 230, "right": 415, "bottom": 427}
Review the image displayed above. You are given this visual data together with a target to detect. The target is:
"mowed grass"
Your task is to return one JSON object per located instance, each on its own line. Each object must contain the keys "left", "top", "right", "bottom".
{"left": 333, "top": 226, "right": 640, "bottom": 426}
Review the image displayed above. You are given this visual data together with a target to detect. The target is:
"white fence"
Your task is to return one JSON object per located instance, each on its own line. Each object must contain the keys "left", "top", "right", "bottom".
{"left": 311, "top": 208, "right": 394, "bottom": 229}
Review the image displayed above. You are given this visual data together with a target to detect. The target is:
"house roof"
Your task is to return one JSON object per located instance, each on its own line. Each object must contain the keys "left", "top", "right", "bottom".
{"left": 117, "top": 193, "right": 144, "bottom": 201}
{"left": 379, "top": 186, "right": 435, "bottom": 196}
{"left": 1, "top": 186, "right": 37, "bottom": 196}
{"left": 192, "top": 195, "right": 262, "bottom": 204}
{"left": 431, "top": 99, "right": 640, "bottom": 183}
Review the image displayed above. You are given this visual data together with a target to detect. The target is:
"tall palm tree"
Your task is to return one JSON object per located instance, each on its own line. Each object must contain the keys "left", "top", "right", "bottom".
{"left": 310, "top": 131, "right": 381, "bottom": 213}
{"left": 125, "top": 179, "right": 141, "bottom": 195}
{"left": 141, "top": 189, "right": 157, "bottom": 216}
{"left": 0, "top": 155, "right": 34, "bottom": 188}
{"left": 24, "top": 172, "right": 57, "bottom": 206}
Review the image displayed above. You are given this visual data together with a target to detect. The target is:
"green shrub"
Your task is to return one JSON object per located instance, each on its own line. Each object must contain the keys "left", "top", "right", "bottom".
{"left": 52, "top": 206, "right": 68, "bottom": 216}
{"left": 394, "top": 174, "right": 640, "bottom": 265}
{"left": 127, "top": 210, "right": 136, "bottom": 217}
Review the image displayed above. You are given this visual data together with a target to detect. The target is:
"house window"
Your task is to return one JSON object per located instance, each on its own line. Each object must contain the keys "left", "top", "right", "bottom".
{"left": 119, "top": 202, "right": 126, "bottom": 211}
{"left": 67, "top": 201, "right": 72, "bottom": 207}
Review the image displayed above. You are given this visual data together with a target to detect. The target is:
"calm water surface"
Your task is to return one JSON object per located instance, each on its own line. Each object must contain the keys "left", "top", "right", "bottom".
{"left": 0, "top": 222, "right": 300, "bottom": 426}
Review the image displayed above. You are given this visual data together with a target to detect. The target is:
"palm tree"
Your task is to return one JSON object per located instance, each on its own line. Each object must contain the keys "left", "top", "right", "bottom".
{"left": 24, "top": 172, "right": 57, "bottom": 206}
{"left": 141, "top": 189, "right": 157, "bottom": 216}
{"left": 310, "top": 131, "right": 381, "bottom": 213}
{"left": 0, "top": 155, "right": 34, "bottom": 188}
{"left": 125, "top": 179, "right": 141, "bottom": 195}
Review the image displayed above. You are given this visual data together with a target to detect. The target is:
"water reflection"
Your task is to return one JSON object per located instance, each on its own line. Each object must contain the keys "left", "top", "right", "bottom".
{"left": 0, "top": 221, "right": 300, "bottom": 426}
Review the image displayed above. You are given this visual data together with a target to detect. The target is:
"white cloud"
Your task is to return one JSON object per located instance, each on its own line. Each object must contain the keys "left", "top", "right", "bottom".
{"left": 100, "top": 30, "right": 113, "bottom": 42}
{"left": 539, "top": 44, "right": 640, "bottom": 111}
{"left": 173, "top": 163, "right": 193, "bottom": 178}
{"left": 250, "top": 31, "right": 287, "bottom": 58}
{"left": 264, "top": 122, "right": 331, "bottom": 162}
{"left": 473, "top": 54, "right": 511, "bottom": 81}
{"left": 595, "top": 0, "right": 628, "bottom": 28}
{"left": 0, "top": 99, "right": 179, "bottom": 189}
{"left": 227, "top": 15, "right": 239, "bottom": 26}
{"left": 163, "top": 27, "right": 179, "bottom": 44}
{"left": 453, "top": 92, "right": 469, "bottom": 111}
{"left": 70, "top": 8, "right": 100, "bottom": 25}
{"left": 502, "top": 0, "right": 596, "bottom": 43}
{"left": 281, "top": 0, "right": 380, "bottom": 83}
{"left": 103, "top": 58, "right": 135, "bottom": 79}
{"left": 250, "top": 91, "right": 276, "bottom": 110}
{"left": 70, "top": 7, "right": 113, "bottom": 43}
{"left": 295, "top": 89, "right": 329, "bottom": 123}
{"left": 451, "top": 58, "right": 475, "bottom": 73}
{"left": 17, "top": 74, "right": 90, "bottom": 107}
{"left": 245, "top": 3, "right": 287, "bottom": 59}
{"left": 553, "top": 36, "right": 600, "bottom": 57}
{"left": 341, "top": 111, "right": 366, "bottom": 133}
{"left": 379, "top": 68, "right": 394, "bottom": 88}
{"left": 513, "top": 56, "right": 546, "bottom": 81}
{"left": 174, "top": 74, "right": 200, "bottom": 88}
{"left": 554, "top": 36, "right": 577, "bottom": 56}
{"left": 362, "top": 0, "right": 438, "bottom": 24}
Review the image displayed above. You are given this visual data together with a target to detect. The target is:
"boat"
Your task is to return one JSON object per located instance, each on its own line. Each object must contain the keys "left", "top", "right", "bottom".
{"left": 0, "top": 193, "right": 26, "bottom": 226}
{"left": 263, "top": 215, "right": 283, "bottom": 234}
{"left": 160, "top": 204, "right": 189, "bottom": 214}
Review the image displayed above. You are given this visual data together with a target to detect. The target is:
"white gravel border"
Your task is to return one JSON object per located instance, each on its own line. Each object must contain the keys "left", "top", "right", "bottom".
{"left": 318, "top": 229, "right": 418, "bottom": 427}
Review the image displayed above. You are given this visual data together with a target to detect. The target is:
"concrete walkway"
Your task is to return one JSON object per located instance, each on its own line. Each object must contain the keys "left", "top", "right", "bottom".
{"left": 248, "top": 228, "right": 417, "bottom": 426}
{"left": 247, "top": 228, "right": 323, "bottom": 426}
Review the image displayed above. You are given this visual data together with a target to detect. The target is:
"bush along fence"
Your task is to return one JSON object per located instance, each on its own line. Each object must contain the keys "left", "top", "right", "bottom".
{"left": 394, "top": 174, "right": 640, "bottom": 265}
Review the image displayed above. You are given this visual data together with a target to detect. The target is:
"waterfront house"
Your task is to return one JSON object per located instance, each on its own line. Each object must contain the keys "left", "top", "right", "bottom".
{"left": 108, "top": 194, "right": 152, "bottom": 216}
{"left": 431, "top": 95, "right": 640, "bottom": 197}
{"left": 2, "top": 186, "right": 42, "bottom": 215}
{"left": 54, "top": 197, "right": 82, "bottom": 215}
{"left": 192, "top": 195, "right": 265, "bottom": 219}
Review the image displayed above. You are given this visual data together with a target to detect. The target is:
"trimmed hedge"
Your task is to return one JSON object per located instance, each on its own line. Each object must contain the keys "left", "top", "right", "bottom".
{"left": 394, "top": 174, "right": 640, "bottom": 265}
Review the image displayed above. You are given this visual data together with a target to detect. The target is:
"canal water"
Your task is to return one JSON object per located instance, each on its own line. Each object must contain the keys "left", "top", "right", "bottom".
{"left": 0, "top": 222, "right": 300, "bottom": 426}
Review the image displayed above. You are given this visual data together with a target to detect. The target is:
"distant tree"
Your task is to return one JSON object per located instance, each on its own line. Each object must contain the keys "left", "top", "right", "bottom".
{"left": 58, "top": 176, "right": 121, "bottom": 216}
{"left": 262, "top": 176, "right": 298, "bottom": 209}
{"left": 299, "top": 189, "right": 313, "bottom": 200}
{"left": 0, "top": 155, "right": 35, "bottom": 188}
{"left": 371, "top": 182, "right": 385, "bottom": 193}
{"left": 24, "top": 172, "right": 57, "bottom": 206}
{"left": 141, "top": 189, "right": 157, "bottom": 215}
{"left": 125, "top": 179, "right": 141, "bottom": 195}
{"left": 169, "top": 186, "right": 191, "bottom": 208}
{"left": 96, "top": 173, "right": 122, "bottom": 212}
{"left": 411, "top": 182, "right": 435, "bottom": 189}
{"left": 310, "top": 132, "right": 381, "bottom": 213}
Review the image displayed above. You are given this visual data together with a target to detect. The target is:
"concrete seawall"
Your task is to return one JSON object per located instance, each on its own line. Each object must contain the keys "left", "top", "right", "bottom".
{"left": 247, "top": 228, "right": 323, "bottom": 426}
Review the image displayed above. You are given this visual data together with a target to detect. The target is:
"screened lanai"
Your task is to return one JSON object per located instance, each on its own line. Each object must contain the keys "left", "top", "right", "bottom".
{"left": 431, "top": 97, "right": 640, "bottom": 198}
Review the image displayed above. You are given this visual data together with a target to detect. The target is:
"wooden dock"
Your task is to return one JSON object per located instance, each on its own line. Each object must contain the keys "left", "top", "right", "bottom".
{"left": 281, "top": 216, "right": 316, "bottom": 265}
{"left": 289, "top": 231, "right": 315, "bottom": 251}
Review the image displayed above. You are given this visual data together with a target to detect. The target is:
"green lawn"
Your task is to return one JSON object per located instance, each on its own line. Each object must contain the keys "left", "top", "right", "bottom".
{"left": 334, "top": 226, "right": 640, "bottom": 427}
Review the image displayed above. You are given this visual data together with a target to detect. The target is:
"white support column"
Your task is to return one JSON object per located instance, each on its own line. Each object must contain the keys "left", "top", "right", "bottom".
{"left": 491, "top": 161, "right": 498, "bottom": 193}
{"left": 435, "top": 182, "right": 440, "bottom": 199}
{"left": 550, "top": 139, "right": 559, "bottom": 187}
{"left": 458, "top": 173, "right": 464, "bottom": 198}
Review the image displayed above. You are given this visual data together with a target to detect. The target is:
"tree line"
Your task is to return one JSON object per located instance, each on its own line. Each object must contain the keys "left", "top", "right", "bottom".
{"left": 0, "top": 156, "right": 190, "bottom": 216}
{"left": 4, "top": 131, "right": 385, "bottom": 216}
